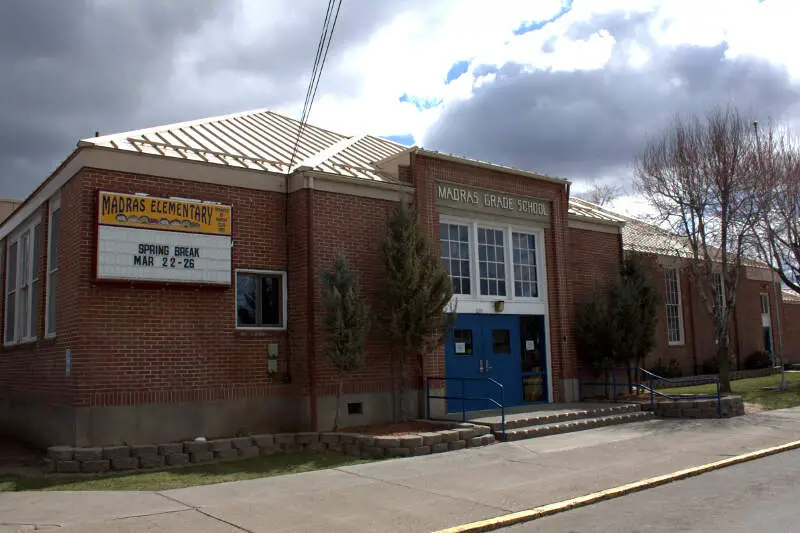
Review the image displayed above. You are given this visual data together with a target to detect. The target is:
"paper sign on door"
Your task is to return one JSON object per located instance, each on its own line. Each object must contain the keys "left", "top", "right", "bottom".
{"left": 525, "top": 340, "right": 536, "bottom": 351}
{"left": 455, "top": 342, "right": 467, "bottom": 354}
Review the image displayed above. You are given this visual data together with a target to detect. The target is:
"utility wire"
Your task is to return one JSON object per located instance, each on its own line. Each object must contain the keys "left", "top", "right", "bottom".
{"left": 288, "top": 0, "right": 343, "bottom": 171}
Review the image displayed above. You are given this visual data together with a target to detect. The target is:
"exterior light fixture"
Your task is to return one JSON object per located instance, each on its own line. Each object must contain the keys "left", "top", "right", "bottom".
{"left": 494, "top": 300, "right": 505, "bottom": 313}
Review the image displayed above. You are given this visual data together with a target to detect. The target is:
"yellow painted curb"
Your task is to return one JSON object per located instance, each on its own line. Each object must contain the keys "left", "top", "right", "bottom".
{"left": 432, "top": 438, "right": 800, "bottom": 533}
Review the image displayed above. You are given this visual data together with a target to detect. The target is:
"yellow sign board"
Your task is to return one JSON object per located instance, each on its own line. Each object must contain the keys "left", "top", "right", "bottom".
{"left": 98, "top": 191, "right": 231, "bottom": 236}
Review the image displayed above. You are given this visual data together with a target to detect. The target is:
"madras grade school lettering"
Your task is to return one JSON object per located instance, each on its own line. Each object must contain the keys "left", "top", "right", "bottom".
{"left": 436, "top": 183, "right": 549, "bottom": 217}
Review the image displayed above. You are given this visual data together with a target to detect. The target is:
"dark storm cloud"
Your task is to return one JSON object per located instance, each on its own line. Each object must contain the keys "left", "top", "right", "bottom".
{"left": 0, "top": 0, "right": 421, "bottom": 200}
{"left": 424, "top": 11, "right": 800, "bottom": 184}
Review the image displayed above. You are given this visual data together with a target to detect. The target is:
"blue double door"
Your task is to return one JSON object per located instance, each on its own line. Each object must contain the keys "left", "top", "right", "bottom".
{"left": 445, "top": 314, "right": 549, "bottom": 413}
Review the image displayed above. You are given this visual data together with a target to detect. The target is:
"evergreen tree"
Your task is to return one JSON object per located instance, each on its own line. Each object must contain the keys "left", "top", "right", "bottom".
{"left": 574, "top": 283, "right": 616, "bottom": 398}
{"left": 609, "top": 252, "right": 660, "bottom": 389}
{"left": 320, "top": 253, "right": 370, "bottom": 431}
{"left": 382, "top": 200, "right": 454, "bottom": 421}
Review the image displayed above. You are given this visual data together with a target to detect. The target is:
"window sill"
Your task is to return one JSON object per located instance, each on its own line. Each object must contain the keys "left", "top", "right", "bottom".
{"left": 3, "top": 338, "right": 38, "bottom": 349}
{"left": 667, "top": 342, "right": 685, "bottom": 347}
{"left": 235, "top": 327, "right": 286, "bottom": 336}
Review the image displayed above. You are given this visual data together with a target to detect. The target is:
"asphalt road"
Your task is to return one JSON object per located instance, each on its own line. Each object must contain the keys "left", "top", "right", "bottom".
{"left": 501, "top": 447, "right": 800, "bottom": 533}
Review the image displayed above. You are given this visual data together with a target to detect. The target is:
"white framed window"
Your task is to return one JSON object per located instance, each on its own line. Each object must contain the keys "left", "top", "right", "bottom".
{"left": 438, "top": 216, "right": 545, "bottom": 303}
{"left": 664, "top": 267, "right": 684, "bottom": 345}
{"left": 477, "top": 226, "right": 507, "bottom": 297}
{"left": 760, "top": 293, "right": 769, "bottom": 315}
{"left": 5, "top": 217, "right": 42, "bottom": 345}
{"left": 439, "top": 222, "right": 471, "bottom": 295}
{"left": 235, "top": 269, "right": 287, "bottom": 330}
{"left": 512, "top": 232, "right": 538, "bottom": 298}
{"left": 45, "top": 196, "right": 60, "bottom": 337}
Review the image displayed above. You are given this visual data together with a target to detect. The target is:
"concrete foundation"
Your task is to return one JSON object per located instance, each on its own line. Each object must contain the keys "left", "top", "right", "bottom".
{"left": 315, "top": 389, "right": 422, "bottom": 432}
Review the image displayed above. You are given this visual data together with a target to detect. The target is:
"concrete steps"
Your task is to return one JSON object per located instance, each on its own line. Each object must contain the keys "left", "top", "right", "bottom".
{"left": 477, "top": 404, "right": 654, "bottom": 442}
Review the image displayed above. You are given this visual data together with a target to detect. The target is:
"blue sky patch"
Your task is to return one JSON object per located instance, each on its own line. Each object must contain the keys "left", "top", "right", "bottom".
{"left": 514, "top": 0, "right": 573, "bottom": 35}
{"left": 398, "top": 93, "right": 443, "bottom": 111}
{"left": 445, "top": 60, "right": 471, "bottom": 83}
{"left": 383, "top": 134, "right": 415, "bottom": 146}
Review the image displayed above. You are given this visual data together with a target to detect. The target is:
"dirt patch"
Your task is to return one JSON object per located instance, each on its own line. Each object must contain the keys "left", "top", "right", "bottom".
{"left": 744, "top": 402, "right": 765, "bottom": 414}
{"left": 344, "top": 421, "right": 452, "bottom": 436}
{"left": 0, "top": 435, "right": 44, "bottom": 476}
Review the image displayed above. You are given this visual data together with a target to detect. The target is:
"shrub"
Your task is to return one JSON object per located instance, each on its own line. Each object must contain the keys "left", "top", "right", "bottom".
{"left": 698, "top": 358, "right": 720, "bottom": 375}
{"left": 743, "top": 350, "right": 773, "bottom": 370}
{"left": 649, "top": 358, "right": 682, "bottom": 379}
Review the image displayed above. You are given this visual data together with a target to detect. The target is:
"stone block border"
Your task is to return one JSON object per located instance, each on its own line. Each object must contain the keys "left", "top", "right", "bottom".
{"left": 655, "top": 395, "right": 745, "bottom": 419}
{"left": 43, "top": 420, "right": 494, "bottom": 474}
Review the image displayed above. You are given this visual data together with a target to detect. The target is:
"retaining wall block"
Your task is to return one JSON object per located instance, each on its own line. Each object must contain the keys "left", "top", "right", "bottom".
{"left": 102, "top": 446, "right": 131, "bottom": 460}
{"left": 375, "top": 436, "right": 402, "bottom": 448}
{"left": 273, "top": 434, "right": 297, "bottom": 446}
{"left": 412, "top": 446, "right": 431, "bottom": 456}
{"left": 165, "top": 453, "right": 190, "bottom": 466}
{"left": 139, "top": 456, "right": 166, "bottom": 469}
{"left": 345, "top": 444, "right": 361, "bottom": 457}
{"left": 190, "top": 452, "right": 214, "bottom": 464}
{"left": 158, "top": 444, "right": 183, "bottom": 456}
{"left": 400, "top": 436, "right": 423, "bottom": 448}
{"left": 319, "top": 433, "right": 339, "bottom": 445}
{"left": 472, "top": 426, "right": 490, "bottom": 437}
{"left": 457, "top": 429, "right": 477, "bottom": 440}
{"left": 468, "top": 436, "right": 485, "bottom": 448}
{"left": 296, "top": 433, "right": 319, "bottom": 446}
{"left": 208, "top": 439, "right": 234, "bottom": 452}
{"left": 327, "top": 443, "right": 345, "bottom": 454}
{"left": 111, "top": 457, "right": 139, "bottom": 471}
{"left": 131, "top": 445, "right": 158, "bottom": 458}
{"left": 237, "top": 446, "right": 260, "bottom": 458}
{"left": 337, "top": 433, "right": 358, "bottom": 445}
{"left": 73, "top": 448, "right": 103, "bottom": 462}
{"left": 183, "top": 441, "right": 209, "bottom": 455}
{"left": 361, "top": 446, "right": 385, "bottom": 459}
{"left": 386, "top": 447, "right": 411, "bottom": 457}
{"left": 231, "top": 437, "right": 252, "bottom": 450}
{"left": 47, "top": 446, "right": 74, "bottom": 461}
{"left": 251, "top": 435, "right": 275, "bottom": 448}
{"left": 431, "top": 442, "right": 449, "bottom": 454}
{"left": 354, "top": 435, "right": 376, "bottom": 448}
{"left": 56, "top": 460, "right": 80, "bottom": 473}
{"left": 213, "top": 449, "right": 239, "bottom": 461}
{"left": 420, "top": 433, "right": 443, "bottom": 446}
{"left": 82, "top": 460, "right": 111, "bottom": 474}
{"left": 448, "top": 440, "right": 467, "bottom": 451}
{"left": 440, "top": 430, "right": 461, "bottom": 443}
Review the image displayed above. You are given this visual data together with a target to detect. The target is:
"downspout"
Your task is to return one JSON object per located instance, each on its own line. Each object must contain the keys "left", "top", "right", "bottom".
{"left": 306, "top": 174, "right": 318, "bottom": 430}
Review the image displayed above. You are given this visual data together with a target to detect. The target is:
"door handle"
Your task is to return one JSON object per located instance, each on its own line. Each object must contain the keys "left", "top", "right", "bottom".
{"left": 479, "top": 359, "right": 484, "bottom": 372}
{"left": 485, "top": 360, "right": 492, "bottom": 372}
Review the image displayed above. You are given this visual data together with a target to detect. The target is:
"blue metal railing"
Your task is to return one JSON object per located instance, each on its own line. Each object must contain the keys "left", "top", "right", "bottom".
{"left": 425, "top": 376, "right": 506, "bottom": 439}
{"left": 577, "top": 366, "right": 722, "bottom": 418}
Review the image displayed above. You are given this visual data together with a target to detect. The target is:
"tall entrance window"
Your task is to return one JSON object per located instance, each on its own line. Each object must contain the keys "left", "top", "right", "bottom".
{"left": 664, "top": 267, "right": 684, "bottom": 345}
{"left": 439, "top": 223, "right": 471, "bottom": 295}
{"left": 477, "top": 227, "right": 506, "bottom": 297}
{"left": 760, "top": 292, "right": 773, "bottom": 353}
{"left": 512, "top": 232, "right": 538, "bottom": 298}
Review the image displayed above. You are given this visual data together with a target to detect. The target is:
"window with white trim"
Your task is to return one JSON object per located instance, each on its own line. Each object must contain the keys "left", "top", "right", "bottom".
{"left": 235, "top": 270, "right": 286, "bottom": 329}
{"left": 439, "top": 223, "right": 471, "bottom": 295}
{"left": 45, "top": 200, "right": 60, "bottom": 336}
{"left": 5, "top": 218, "right": 42, "bottom": 344}
{"left": 512, "top": 232, "right": 538, "bottom": 298}
{"left": 477, "top": 227, "right": 506, "bottom": 297}
{"left": 664, "top": 267, "right": 684, "bottom": 345}
{"left": 760, "top": 293, "right": 769, "bottom": 315}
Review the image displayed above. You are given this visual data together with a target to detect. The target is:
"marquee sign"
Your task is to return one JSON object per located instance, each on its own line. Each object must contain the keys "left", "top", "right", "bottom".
{"left": 96, "top": 192, "right": 232, "bottom": 285}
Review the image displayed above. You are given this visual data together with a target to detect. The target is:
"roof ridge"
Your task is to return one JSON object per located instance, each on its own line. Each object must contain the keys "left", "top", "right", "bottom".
{"left": 293, "top": 133, "right": 366, "bottom": 172}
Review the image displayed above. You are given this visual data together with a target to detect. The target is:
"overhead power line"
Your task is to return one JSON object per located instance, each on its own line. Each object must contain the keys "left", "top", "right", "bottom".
{"left": 289, "top": 0, "right": 344, "bottom": 171}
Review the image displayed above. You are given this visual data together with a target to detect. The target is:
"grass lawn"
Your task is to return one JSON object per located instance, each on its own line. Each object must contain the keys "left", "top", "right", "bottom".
{"left": 0, "top": 451, "right": 369, "bottom": 492}
{"left": 666, "top": 372, "right": 800, "bottom": 410}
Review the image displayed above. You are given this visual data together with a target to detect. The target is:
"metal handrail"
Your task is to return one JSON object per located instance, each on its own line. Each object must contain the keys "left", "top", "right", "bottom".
{"left": 425, "top": 376, "right": 506, "bottom": 439}
{"left": 577, "top": 366, "right": 723, "bottom": 418}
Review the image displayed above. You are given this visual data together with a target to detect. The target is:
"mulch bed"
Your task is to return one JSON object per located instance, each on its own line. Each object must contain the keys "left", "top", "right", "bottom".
{"left": 344, "top": 421, "right": 452, "bottom": 436}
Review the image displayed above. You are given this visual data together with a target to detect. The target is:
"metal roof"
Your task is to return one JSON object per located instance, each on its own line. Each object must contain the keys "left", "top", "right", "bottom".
{"left": 80, "top": 108, "right": 408, "bottom": 183}
{"left": 783, "top": 289, "right": 800, "bottom": 304}
{"left": 568, "top": 197, "right": 626, "bottom": 226}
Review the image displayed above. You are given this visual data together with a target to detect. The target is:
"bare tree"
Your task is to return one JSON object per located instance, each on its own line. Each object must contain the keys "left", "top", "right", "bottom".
{"left": 634, "top": 106, "right": 761, "bottom": 393}
{"left": 580, "top": 180, "right": 623, "bottom": 206}
{"left": 751, "top": 120, "right": 800, "bottom": 293}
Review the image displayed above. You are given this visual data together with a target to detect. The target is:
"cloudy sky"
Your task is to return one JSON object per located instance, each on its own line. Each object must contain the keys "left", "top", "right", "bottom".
{"left": 2, "top": 0, "right": 799, "bottom": 214}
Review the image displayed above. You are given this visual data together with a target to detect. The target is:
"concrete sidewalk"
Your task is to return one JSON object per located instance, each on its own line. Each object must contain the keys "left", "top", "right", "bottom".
{"left": 3, "top": 407, "right": 800, "bottom": 532}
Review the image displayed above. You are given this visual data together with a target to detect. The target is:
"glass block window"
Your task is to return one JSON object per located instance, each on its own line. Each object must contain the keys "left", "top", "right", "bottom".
{"left": 664, "top": 267, "right": 684, "bottom": 345}
{"left": 512, "top": 232, "right": 538, "bottom": 298}
{"left": 478, "top": 227, "right": 506, "bottom": 296}
{"left": 439, "top": 223, "right": 471, "bottom": 295}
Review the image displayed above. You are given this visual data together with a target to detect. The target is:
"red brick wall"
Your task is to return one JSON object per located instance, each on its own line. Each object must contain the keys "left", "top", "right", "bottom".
{"left": 783, "top": 302, "right": 800, "bottom": 363}
{"left": 0, "top": 200, "right": 73, "bottom": 407}
{"left": 309, "top": 190, "right": 399, "bottom": 397}
{"left": 409, "top": 154, "right": 576, "bottom": 399}
{"left": 20, "top": 168, "right": 296, "bottom": 409}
